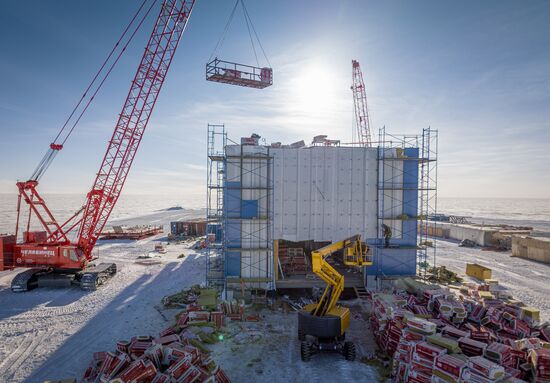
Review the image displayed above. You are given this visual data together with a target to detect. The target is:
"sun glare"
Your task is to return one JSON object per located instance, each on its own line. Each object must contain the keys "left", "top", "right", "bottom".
{"left": 292, "top": 63, "right": 338, "bottom": 113}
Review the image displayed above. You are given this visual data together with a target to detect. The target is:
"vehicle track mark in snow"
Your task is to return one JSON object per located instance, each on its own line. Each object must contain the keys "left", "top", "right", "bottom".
{"left": 0, "top": 331, "right": 42, "bottom": 382}
{"left": 0, "top": 234, "right": 205, "bottom": 381}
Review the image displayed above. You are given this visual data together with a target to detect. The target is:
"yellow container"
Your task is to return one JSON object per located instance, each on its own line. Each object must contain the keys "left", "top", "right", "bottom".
{"left": 466, "top": 263, "right": 492, "bottom": 280}
{"left": 521, "top": 307, "right": 541, "bottom": 322}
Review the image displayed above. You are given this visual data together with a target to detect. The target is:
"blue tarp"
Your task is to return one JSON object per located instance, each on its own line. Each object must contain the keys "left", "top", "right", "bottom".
{"left": 241, "top": 199, "right": 258, "bottom": 219}
{"left": 225, "top": 251, "right": 241, "bottom": 277}
{"left": 366, "top": 248, "right": 417, "bottom": 276}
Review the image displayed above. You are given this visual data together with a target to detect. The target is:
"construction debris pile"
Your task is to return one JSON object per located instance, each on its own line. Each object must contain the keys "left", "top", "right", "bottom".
{"left": 370, "top": 278, "right": 550, "bottom": 382}
{"left": 425, "top": 266, "right": 464, "bottom": 284}
{"left": 82, "top": 288, "right": 231, "bottom": 383}
{"left": 278, "top": 245, "right": 308, "bottom": 276}
{"left": 162, "top": 285, "right": 204, "bottom": 308}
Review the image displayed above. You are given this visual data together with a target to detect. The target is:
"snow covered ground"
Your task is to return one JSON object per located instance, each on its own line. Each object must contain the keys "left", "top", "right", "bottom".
{"left": 1, "top": 207, "right": 548, "bottom": 382}
{"left": 0, "top": 209, "right": 204, "bottom": 383}
{"left": 208, "top": 304, "right": 381, "bottom": 382}
{"left": 0, "top": 205, "right": 383, "bottom": 382}
{"left": 436, "top": 239, "right": 550, "bottom": 321}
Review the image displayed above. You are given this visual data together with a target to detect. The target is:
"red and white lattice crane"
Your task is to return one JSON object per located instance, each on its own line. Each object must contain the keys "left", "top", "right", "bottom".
{"left": 0, "top": 0, "right": 195, "bottom": 291}
{"left": 351, "top": 60, "right": 372, "bottom": 147}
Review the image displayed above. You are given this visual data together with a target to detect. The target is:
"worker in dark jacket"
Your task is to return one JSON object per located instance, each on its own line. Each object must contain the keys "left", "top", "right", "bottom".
{"left": 381, "top": 224, "right": 392, "bottom": 248}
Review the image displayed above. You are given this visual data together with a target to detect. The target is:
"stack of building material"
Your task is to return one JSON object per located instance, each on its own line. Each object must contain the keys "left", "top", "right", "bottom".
{"left": 220, "top": 299, "right": 245, "bottom": 321}
{"left": 100, "top": 225, "right": 163, "bottom": 240}
{"left": 170, "top": 219, "right": 207, "bottom": 237}
{"left": 411, "top": 341, "right": 447, "bottom": 381}
{"left": 369, "top": 277, "right": 550, "bottom": 382}
{"left": 529, "top": 348, "right": 550, "bottom": 381}
{"left": 433, "top": 354, "right": 468, "bottom": 382}
{"left": 82, "top": 335, "right": 229, "bottom": 383}
{"left": 82, "top": 303, "right": 230, "bottom": 382}
{"left": 521, "top": 307, "right": 541, "bottom": 327}
{"left": 485, "top": 342, "right": 514, "bottom": 367}
{"left": 278, "top": 245, "right": 307, "bottom": 275}
{"left": 442, "top": 326, "right": 470, "bottom": 340}
{"left": 468, "top": 356, "right": 506, "bottom": 382}
{"left": 512, "top": 236, "right": 550, "bottom": 264}
{"left": 423, "top": 221, "right": 532, "bottom": 247}
{"left": 433, "top": 297, "right": 467, "bottom": 325}
{"left": 458, "top": 336, "right": 487, "bottom": 357}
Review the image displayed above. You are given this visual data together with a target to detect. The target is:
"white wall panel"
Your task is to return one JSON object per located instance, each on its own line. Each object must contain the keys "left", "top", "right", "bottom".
{"left": 272, "top": 146, "right": 378, "bottom": 242}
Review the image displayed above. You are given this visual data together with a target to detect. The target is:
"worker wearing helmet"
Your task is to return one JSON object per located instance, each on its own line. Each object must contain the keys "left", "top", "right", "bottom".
{"left": 381, "top": 224, "right": 392, "bottom": 248}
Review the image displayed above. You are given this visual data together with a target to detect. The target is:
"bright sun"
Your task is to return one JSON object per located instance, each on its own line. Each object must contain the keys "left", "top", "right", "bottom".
{"left": 292, "top": 63, "right": 337, "bottom": 113}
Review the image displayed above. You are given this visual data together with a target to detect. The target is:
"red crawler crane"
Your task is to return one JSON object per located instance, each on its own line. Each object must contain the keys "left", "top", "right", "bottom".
{"left": 351, "top": 60, "right": 372, "bottom": 147}
{"left": 0, "top": 0, "right": 195, "bottom": 291}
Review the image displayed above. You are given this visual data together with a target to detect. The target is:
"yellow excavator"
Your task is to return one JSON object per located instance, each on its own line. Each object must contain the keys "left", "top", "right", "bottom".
{"left": 298, "top": 235, "right": 372, "bottom": 361}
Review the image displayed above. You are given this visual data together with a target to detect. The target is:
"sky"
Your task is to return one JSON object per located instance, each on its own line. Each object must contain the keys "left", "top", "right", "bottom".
{"left": 0, "top": 0, "right": 549, "bottom": 203}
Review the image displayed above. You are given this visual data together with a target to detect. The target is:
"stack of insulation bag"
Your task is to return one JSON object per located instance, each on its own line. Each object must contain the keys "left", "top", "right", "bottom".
{"left": 369, "top": 278, "right": 550, "bottom": 383}
{"left": 82, "top": 304, "right": 230, "bottom": 383}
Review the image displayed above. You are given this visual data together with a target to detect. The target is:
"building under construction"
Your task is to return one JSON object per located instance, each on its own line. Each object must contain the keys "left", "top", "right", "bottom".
{"left": 206, "top": 125, "right": 438, "bottom": 294}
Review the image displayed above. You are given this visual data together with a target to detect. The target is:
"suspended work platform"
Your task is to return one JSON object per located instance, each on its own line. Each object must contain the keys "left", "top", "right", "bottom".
{"left": 206, "top": 58, "right": 273, "bottom": 89}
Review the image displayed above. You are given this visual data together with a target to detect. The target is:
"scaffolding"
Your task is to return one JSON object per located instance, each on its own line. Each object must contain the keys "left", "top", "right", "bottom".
{"left": 206, "top": 124, "right": 226, "bottom": 289}
{"left": 418, "top": 127, "right": 438, "bottom": 274}
{"left": 223, "top": 143, "right": 273, "bottom": 291}
{"left": 374, "top": 127, "right": 438, "bottom": 280}
{"left": 206, "top": 125, "right": 274, "bottom": 293}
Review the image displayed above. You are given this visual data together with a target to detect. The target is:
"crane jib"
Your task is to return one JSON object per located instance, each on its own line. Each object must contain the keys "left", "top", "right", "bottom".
{"left": 78, "top": 0, "right": 195, "bottom": 259}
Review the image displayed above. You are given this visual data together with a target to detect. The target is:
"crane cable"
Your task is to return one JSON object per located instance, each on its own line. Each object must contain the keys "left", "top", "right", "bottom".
{"left": 30, "top": 0, "right": 158, "bottom": 181}
{"left": 242, "top": 2, "right": 259, "bottom": 67}
{"left": 240, "top": 0, "right": 271, "bottom": 68}
{"left": 59, "top": 0, "right": 158, "bottom": 147}
{"left": 207, "top": 0, "right": 271, "bottom": 68}
{"left": 207, "top": 0, "right": 239, "bottom": 63}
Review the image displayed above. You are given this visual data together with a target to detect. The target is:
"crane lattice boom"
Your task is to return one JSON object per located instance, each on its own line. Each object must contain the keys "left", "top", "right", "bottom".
{"left": 351, "top": 59, "right": 372, "bottom": 147}
{"left": 78, "top": 0, "right": 195, "bottom": 258}
{"left": 3, "top": 0, "right": 198, "bottom": 291}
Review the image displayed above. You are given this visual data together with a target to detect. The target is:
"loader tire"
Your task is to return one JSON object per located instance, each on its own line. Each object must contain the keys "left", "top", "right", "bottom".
{"left": 300, "top": 341, "right": 312, "bottom": 362}
{"left": 343, "top": 341, "right": 356, "bottom": 361}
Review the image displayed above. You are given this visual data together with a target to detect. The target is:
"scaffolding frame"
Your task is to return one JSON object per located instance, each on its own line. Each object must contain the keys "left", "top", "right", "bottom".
{"left": 223, "top": 144, "right": 273, "bottom": 291}
{"left": 206, "top": 124, "right": 226, "bottom": 290}
{"left": 419, "top": 127, "right": 438, "bottom": 275}
{"left": 207, "top": 125, "right": 274, "bottom": 293}
{"left": 375, "top": 126, "right": 438, "bottom": 279}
